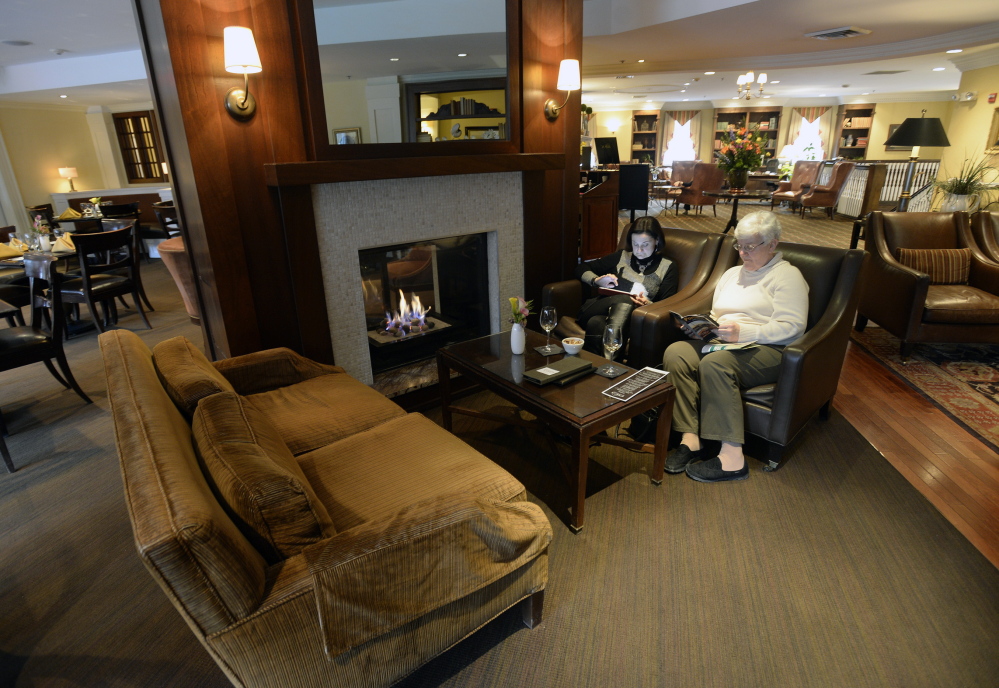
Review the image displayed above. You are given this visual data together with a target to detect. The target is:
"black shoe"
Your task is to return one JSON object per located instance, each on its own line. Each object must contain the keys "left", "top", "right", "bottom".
{"left": 665, "top": 445, "right": 707, "bottom": 474}
{"left": 685, "top": 457, "right": 749, "bottom": 483}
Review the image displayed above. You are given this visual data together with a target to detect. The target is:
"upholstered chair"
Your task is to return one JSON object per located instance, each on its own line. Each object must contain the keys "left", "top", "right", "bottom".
{"left": 799, "top": 160, "right": 856, "bottom": 218}
{"left": 675, "top": 162, "right": 725, "bottom": 216}
{"left": 855, "top": 211, "right": 999, "bottom": 360}
{"left": 770, "top": 160, "right": 821, "bottom": 210}
{"left": 542, "top": 226, "right": 729, "bottom": 361}
{"left": 970, "top": 211, "right": 999, "bottom": 263}
{"left": 657, "top": 242, "right": 867, "bottom": 470}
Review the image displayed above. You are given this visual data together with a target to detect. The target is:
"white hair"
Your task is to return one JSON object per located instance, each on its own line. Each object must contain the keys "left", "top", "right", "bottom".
{"left": 734, "top": 211, "right": 781, "bottom": 244}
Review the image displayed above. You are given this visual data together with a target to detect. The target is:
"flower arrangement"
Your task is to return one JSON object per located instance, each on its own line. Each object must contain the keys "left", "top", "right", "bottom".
{"left": 31, "top": 215, "right": 51, "bottom": 235}
{"left": 508, "top": 296, "right": 533, "bottom": 325}
{"left": 715, "top": 126, "right": 768, "bottom": 173}
{"left": 89, "top": 196, "right": 102, "bottom": 205}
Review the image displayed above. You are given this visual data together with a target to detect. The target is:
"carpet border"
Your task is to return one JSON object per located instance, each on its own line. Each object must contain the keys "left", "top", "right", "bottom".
{"left": 848, "top": 332, "right": 999, "bottom": 455}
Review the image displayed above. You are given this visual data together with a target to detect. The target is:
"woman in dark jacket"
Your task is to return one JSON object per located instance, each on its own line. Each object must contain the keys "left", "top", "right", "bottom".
{"left": 574, "top": 216, "right": 678, "bottom": 358}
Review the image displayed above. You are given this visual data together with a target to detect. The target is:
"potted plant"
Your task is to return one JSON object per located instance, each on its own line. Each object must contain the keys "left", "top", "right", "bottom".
{"left": 934, "top": 156, "right": 996, "bottom": 213}
{"left": 715, "top": 126, "right": 767, "bottom": 191}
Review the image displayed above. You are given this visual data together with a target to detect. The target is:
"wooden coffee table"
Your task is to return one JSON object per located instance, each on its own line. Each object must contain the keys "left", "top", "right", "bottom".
{"left": 437, "top": 330, "right": 675, "bottom": 532}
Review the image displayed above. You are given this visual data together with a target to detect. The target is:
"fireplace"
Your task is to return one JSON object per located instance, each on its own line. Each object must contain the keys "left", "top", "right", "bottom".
{"left": 360, "top": 234, "right": 490, "bottom": 374}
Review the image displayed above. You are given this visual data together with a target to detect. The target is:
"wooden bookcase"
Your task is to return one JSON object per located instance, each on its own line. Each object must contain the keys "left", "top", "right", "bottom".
{"left": 403, "top": 77, "right": 507, "bottom": 143}
{"left": 834, "top": 104, "right": 875, "bottom": 160}
{"left": 712, "top": 106, "right": 781, "bottom": 159}
{"left": 631, "top": 111, "right": 659, "bottom": 164}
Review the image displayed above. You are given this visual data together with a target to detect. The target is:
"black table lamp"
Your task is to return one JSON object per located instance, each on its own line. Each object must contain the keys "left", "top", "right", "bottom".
{"left": 883, "top": 109, "right": 950, "bottom": 211}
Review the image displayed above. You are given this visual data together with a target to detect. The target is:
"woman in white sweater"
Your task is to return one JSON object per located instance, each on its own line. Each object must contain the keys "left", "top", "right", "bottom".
{"left": 663, "top": 211, "right": 808, "bottom": 483}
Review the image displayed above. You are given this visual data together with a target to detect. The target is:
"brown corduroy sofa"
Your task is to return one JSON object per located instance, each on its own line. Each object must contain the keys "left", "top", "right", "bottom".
{"left": 100, "top": 330, "right": 552, "bottom": 688}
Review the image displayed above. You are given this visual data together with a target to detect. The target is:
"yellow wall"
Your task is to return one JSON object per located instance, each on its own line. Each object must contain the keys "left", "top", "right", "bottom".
{"left": 590, "top": 110, "right": 632, "bottom": 164}
{"left": 939, "top": 64, "right": 999, "bottom": 175}
{"left": 429, "top": 89, "right": 505, "bottom": 139}
{"left": 322, "top": 79, "right": 370, "bottom": 142}
{"left": 865, "top": 101, "right": 953, "bottom": 161}
{"left": 0, "top": 104, "right": 103, "bottom": 207}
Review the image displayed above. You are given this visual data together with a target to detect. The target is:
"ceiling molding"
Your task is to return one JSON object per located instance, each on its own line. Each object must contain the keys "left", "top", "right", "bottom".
{"left": 949, "top": 46, "right": 999, "bottom": 72}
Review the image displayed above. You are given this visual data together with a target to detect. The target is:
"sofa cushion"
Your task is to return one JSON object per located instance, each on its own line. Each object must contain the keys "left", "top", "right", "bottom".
{"left": 193, "top": 391, "right": 336, "bottom": 561}
{"left": 922, "top": 285, "right": 999, "bottom": 323}
{"left": 297, "top": 413, "right": 527, "bottom": 532}
{"left": 247, "top": 375, "right": 406, "bottom": 455}
{"left": 895, "top": 247, "right": 971, "bottom": 285}
{"left": 153, "top": 336, "right": 235, "bottom": 415}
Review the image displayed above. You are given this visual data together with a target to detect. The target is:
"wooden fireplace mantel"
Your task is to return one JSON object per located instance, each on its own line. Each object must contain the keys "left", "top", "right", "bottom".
{"left": 264, "top": 153, "right": 565, "bottom": 187}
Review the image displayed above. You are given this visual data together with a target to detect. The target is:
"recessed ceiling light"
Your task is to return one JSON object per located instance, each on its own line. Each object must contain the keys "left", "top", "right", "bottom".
{"left": 59, "top": 94, "right": 68, "bottom": 99}
{"left": 457, "top": 53, "right": 467, "bottom": 57}
{"left": 731, "top": 96, "right": 739, "bottom": 99}
{"left": 684, "top": 82, "right": 690, "bottom": 86}
{"left": 637, "top": 59, "right": 645, "bottom": 63}
{"left": 0, "top": 40, "right": 32, "bottom": 47}
{"left": 390, "top": 58, "right": 399, "bottom": 61}
{"left": 819, "top": 94, "right": 827, "bottom": 97}
{"left": 933, "top": 67, "right": 945, "bottom": 71}
{"left": 946, "top": 49, "right": 963, "bottom": 53}
{"left": 704, "top": 71, "right": 715, "bottom": 75}
{"left": 763, "top": 95, "right": 771, "bottom": 99}
{"left": 770, "top": 80, "right": 780, "bottom": 84}
{"left": 680, "top": 89, "right": 686, "bottom": 93}
{"left": 682, "top": 98, "right": 689, "bottom": 102}
{"left": 862, "top": 92, "right": 870, "bottom": 95}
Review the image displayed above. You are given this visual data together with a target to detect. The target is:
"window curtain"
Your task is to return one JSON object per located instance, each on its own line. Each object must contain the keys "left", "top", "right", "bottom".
{"left": 661, "top": 110, "right": 701, "bottom": 164}
{"left": 791, "top": 106, "right": 833, "bottom": 158}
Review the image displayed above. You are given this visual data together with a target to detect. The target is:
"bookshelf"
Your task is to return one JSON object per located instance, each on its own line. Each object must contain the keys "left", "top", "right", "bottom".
{"left": 712, "top": 106, "right": 781, "bottom": 159}
{"left": 631, "top": 111, "right": 659, "bottom": 164}
{"left": 834, "top": 104, "right": 875, "bottom": 160}
{"left": 404, "top": 77, "right": 507, "bottom": 142}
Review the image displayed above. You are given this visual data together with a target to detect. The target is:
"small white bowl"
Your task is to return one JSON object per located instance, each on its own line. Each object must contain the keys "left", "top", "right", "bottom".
{"left": 562, "top": 337, "right": 584, "bottom": 355}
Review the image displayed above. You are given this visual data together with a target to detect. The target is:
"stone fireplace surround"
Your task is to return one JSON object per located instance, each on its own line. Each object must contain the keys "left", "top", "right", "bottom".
{"left": 313, "top": 172, "right": 524, "bottom": 384}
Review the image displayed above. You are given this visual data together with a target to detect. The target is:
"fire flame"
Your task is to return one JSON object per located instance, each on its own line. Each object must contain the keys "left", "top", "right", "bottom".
{"left": 384, "top": 289, "right": 431, "bottom": 335}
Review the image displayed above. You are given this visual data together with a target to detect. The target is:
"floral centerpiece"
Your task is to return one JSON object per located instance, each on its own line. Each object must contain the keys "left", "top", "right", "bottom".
{"left": 715, "top": 126, "right": 768, "bottom": 191}
{"left": 507, "top": 296, "right": 533, "bottom": 355}
{"left": 31, "top": 215, "right": 51, "bottom": 235}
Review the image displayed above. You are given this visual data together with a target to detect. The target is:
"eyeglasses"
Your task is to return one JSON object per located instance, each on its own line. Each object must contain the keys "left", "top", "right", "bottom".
{"left": 734, "top": 240, "right": 766, "bottom": 253}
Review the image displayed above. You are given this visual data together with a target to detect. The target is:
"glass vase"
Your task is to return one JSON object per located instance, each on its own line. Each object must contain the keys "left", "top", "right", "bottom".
{"left": 727, "top": 168, "right": 749, "bottom": 192}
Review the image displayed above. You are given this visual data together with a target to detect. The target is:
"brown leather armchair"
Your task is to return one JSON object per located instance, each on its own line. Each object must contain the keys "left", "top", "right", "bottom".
{"left": 855, "top": 211, "right": 999, "bottom": 360}
{"left": 971, "top": 211, "right": 999, "bottom": 263}
{"left": 542, "top": 226, "right": 727, "bottom": 354}
{"left": 653, "top": 242, "right": 867, "bottom": 470}
{"left": 675, "top": 162, "right": 725, "bottom": 216}
{"left": 799, "top": 160, "right": 856, "bottom": 218}
{"left": 770, "top": 160, "right": 821, "bottom": 210}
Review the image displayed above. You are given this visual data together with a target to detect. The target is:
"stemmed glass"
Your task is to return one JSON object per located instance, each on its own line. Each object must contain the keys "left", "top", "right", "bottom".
{"left": 602, "top": 323, "right": 624, "bottom": 375}
{"left": 539, "top": 306, "right": 558, "bottom": 355}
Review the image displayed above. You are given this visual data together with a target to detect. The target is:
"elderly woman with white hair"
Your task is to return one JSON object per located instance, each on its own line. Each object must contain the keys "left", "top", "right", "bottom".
{"left": 663, "top": 211, "right": 808, "bottom": 483}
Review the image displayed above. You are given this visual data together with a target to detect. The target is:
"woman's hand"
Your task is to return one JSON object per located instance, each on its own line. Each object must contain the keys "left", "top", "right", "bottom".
{"left": 630, "top": 293, "right": 650, "bottom": 306}
{"left": 594, "top": 274, "right": 618, "bottom": 288}
{"left": 715, "top": 321, "right": 740, "bottom": 342}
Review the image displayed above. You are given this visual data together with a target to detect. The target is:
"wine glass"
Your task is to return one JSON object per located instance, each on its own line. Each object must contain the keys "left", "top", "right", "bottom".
{"left": 602, "top": 324, "right": 624, "bottom": 375}
{"left": 540, "top": 306, "right": 558, "bottom": 354}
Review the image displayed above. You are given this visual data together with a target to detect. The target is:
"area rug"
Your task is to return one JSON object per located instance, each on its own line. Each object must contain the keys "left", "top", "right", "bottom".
{"left": 850, "top": 327, "right": 999, "bottom": 452}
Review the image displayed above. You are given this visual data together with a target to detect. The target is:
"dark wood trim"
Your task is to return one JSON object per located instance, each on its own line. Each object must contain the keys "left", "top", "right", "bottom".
{"left": 265, "top": 153, "right": 564, "bottom": 186}
{"left": 402, "top": 76, "right": 508, "bottom": 144}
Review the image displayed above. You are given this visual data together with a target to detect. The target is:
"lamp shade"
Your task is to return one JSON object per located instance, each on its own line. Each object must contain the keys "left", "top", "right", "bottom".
{"left": 224, "top": 27, "right": 262, "bottom": 74}
{"left": 58, "top": 167, "right": 77, "bottom": 179}
{"left": 884, "top": 116, "right": 950, "bottom": 148}
{"left": 556, "top": 59, "right": 581, "bottom": 91}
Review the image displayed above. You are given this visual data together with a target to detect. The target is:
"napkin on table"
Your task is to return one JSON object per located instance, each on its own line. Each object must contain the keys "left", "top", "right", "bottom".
{"left": 57, "top": 207, "right": 82, "bottom": 220}
{"left": 53, "top": 234, "right": 75, "bottom": 252}
{"left": 8, "top": 237, "right": 29, "bottom": 252}
{"left": 0, "top": 243, "right": 22, "bottom": 259}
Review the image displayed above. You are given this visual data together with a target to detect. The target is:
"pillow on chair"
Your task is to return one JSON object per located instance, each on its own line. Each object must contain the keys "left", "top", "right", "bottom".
{"left": 193, "top": 391, "right": 336, "bottom": 562}
{"left": 153, "top": 336, "right": 236, "bottom": 415}
{"left": 894, "top": 247, "right": 971, "bottom": 285}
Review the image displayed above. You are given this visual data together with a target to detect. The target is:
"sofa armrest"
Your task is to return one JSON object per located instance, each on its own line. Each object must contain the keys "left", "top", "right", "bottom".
{"left": 970, "top": 254, "right": 999, "bottom": 295}
{"left": 543, "top": 279, "right": 585, "bottom": 318}
{"left": 213, "top": 348, "right": 345, "bottom": 395}
{"left": 302, "top": 495, "right": 551, "bottom": 657}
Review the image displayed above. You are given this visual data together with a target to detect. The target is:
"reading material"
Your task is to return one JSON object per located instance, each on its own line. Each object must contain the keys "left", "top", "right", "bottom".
{"left": 597, "top": 277, "right": 647, "bottom": 298}
{"left": 602, "top": 367, "right": 670, "bottom": 402}
{"left": 670, "top": 311, "right": 719, "bottom": 340}
{"left": 523, "top": 356, "right": 593, "bottom": 386}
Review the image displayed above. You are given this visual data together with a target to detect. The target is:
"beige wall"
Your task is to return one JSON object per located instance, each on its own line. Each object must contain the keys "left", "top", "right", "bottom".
{"left": 864, "top": 101, "right": 953, "bottom": 161}
{"left": 939, "top": 64, "right": 999, "bottom": 175}
{"left": 0, "top": 104, "right": 103, "bottom": 207}
{"left": 323, "top": 79, "right": 371, "bottom": 141}
{"left": 590, "top": 110, "right": 637, "bottom": 164}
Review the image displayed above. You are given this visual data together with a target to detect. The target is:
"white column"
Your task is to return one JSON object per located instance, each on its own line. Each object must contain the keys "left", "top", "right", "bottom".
{"left": 0, "top": 126, "right": 27, "bottom": 232}
{"left": 365, "top": 77, "right": 403, "bottom": 144}
{"left": 87, "top": 106, "right": 124, "bottom": 188}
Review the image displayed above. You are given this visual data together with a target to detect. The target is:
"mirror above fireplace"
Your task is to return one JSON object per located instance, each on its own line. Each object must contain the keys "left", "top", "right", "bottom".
{"left": 291, "top": 0, "right": 520, "bottom": 160}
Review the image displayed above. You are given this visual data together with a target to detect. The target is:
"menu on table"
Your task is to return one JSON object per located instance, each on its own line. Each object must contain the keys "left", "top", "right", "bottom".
{"left": 601, "top": 367, "right": 669, "bottom": 402}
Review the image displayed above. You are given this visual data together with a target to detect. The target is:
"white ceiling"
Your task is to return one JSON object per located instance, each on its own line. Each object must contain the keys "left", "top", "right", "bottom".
{"left": 0, "top": 0, "right": 998, "bottom": 109}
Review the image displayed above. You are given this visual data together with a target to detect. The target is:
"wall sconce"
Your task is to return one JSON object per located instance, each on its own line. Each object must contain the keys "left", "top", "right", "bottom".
{"left": 58, "top": 167, "right": 78, "bottom": 191}
{"left": 544, "top": 59, "right": 581, "bottom": 121}
{"left": 605, "top": 118, "right": 621, "bottom": 135}
{"left": 223, "top": 26, "right": 262, "bottom": 121}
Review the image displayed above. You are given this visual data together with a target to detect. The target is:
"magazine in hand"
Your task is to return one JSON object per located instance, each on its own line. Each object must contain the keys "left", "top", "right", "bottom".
{"left": 670, "top": 311, "right": 719, "bottom": 341}
{"left": 597, "top": 278, "right": 647, "bottom": 298}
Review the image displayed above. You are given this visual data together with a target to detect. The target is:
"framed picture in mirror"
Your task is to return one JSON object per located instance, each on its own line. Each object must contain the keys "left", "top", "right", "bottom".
{"left": 333, "top": 127, "right": 362, "bottom": 145}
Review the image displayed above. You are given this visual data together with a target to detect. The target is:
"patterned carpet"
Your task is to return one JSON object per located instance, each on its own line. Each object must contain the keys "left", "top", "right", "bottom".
{"left": 850, "top": 327, "right": 999, "bottom": 453}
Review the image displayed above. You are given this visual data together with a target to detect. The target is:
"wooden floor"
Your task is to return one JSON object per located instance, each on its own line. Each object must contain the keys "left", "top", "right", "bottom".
{"left": 836, "top": 340, "right": 999, "bottom": 569}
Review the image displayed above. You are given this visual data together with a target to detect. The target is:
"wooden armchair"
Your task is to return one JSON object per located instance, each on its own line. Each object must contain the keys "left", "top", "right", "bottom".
{"left": 971, "top": 211, "right": 999, "bottom": 263}
{"left": 799, "top": 160, "right": 856, "bottom": 218}
{"left": 660, "top": 242, "right": 867, "bottom": 470}
{"left": 675, "top": 162, "right": 725, "bottom": 216}
{"left": 855, "top": 211, "right": 999, "bottom": 360}
{"left": 770, "top": 160, "right": 821, "bottom": 210}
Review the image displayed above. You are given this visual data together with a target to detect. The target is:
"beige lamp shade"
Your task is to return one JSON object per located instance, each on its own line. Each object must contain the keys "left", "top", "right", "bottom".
{"left": 556, "top": 59, "right": 581, "bottom": 91}
{"left": 58, "top": 167, "right": 77, "bottom": 179}
{"left": 223, "top": 27, "right": 262, "bottom": 74}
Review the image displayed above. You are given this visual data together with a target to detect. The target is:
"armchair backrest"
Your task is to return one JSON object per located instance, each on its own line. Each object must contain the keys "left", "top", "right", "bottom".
{"left": 876, "top": 211, "right": 963, "bottom": 254}
{"left": 788, "top": 161, "right": 822, "bottom": 191}
{"left": 971, "top": 211, "right": 999, "bottom": 261}
{"left": 688, "top": 162, "right": 724, "bottom": 192}
{"left": 824, "top": 160, "right": 856, "bottom": 192}
{"left": 779, "top": 242, "right": 864, "bottom": 332}
{"left": 670, "top": 161, "right": 697, "bottom": 184}
{"left": 615, "top": 223, "right": 724, "bottom": 292}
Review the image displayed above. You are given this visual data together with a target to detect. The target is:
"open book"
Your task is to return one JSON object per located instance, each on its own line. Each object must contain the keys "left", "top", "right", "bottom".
{"left": 597, "top": 278, "right": 648, "bottom": 298}
{"left": 670, "top": 311, "right": 720, "bottom": 340}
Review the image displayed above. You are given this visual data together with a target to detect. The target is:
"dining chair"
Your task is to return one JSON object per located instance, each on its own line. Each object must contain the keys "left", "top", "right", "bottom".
{"left": 97, "top": 204, "right": 155, "bottom": 312}
{"left": 152, "top": 201, "right": 181, "bottom": 238}
{"left": 60, "top": 224, "right": 152, "bottom": 333}
{"left": 25, "top": 204, "right": 60, "bottom": 231}
{"left": 0, "top": 254, "right": 92, "bottom": 472}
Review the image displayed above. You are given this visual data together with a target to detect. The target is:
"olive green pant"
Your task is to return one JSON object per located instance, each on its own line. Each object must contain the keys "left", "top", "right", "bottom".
{"left": 663, "top": 340, "right": 784, "bottom": 445}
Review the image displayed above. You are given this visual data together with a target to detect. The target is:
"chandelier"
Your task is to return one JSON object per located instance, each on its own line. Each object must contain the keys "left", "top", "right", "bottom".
{"left": 736, "top": 71, "right": 768, "bottom": 99}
